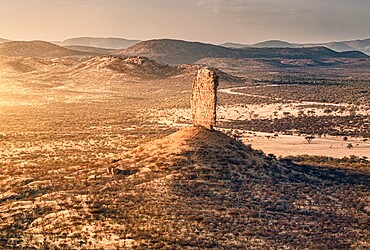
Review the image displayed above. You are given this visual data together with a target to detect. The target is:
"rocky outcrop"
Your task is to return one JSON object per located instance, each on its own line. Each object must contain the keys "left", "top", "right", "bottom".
{"left": 191, "top": 68, "right": 219, "bottom": 129}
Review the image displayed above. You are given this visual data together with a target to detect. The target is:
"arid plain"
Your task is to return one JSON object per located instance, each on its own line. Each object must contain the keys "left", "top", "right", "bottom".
{"left": 0, "top": 39, "right": 369, "bottom": 248}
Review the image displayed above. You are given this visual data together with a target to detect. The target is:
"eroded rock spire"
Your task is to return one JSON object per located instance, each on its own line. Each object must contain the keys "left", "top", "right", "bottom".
{"left": 191, "top": 68, "right": 219, "bottom": 129}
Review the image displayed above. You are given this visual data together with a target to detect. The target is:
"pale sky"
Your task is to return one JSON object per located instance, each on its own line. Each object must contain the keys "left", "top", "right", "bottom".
{"left": 0, "top": 0, "right": 369, "bottom": 44}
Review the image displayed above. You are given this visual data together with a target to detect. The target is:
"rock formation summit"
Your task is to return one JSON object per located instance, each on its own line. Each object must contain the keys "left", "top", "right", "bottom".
{"left": 191, "top": 68, "right": 219, "bottom": 130}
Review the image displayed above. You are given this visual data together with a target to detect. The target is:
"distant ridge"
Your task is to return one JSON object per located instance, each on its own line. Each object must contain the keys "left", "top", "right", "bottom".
{"left": 0, "top": 38, "right": 10, "bottom": 43}
{"left": 221, "top": 40, "right": 297, "bottom": 49}
{"left": 238, "top": 47, "right": 368, "bottom": 59}
{"left": 220, "top": 42, "right": 249, "bottom": 49}
{"left": 0, "top": 41, "right": 91, "bottom": 58}
{"left": 222, "top": 38, "right": 370, "bottom": 55}
{"left": 117, "top": 39, "right": 234, "bottom": 64}
{"left": 318, "top": 42, "right": 356, "bottom": 52}
{"left": 61, "top": 37, "right": 141, "bottom": 49}
{"left": 252, "top": 40, "right": 296, "bottom": 48}
{"left": 316, "top": 38, "right": 370, "bottom": 55}
{"left": 299, "top": 38, "right": 370, "bottom": 55}
{"left": 117, "top": 39, "right": 369, "bottom": 65}
{"left": 63, "top": 45, "right": 116, "bottom": 55}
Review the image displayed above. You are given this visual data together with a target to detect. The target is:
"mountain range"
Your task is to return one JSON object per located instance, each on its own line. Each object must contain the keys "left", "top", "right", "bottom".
{"left": 2, "top": 36, "right": 369, "bottom": 55}
{"left": 0, "top": 39, "right": 368, "bottom": 67}
{"left": 221, "top": 38, "right": 370, "bottom": 55}
{"left": 117, "top": 39, "right": 368, "bottom": 65}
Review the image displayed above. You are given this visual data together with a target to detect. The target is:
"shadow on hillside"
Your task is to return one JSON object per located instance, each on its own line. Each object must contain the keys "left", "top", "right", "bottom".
{"left": 163, "top": 129, "right": 370, "bottom": 248}
{"left": 283, "top": 159, "right": 370, "bottom": 187}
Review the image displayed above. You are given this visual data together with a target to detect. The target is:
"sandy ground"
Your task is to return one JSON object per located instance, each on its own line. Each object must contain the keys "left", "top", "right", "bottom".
{"left": 155, "top": 110, "right": 370, "bottom": 159}
{"left": 239, "top": 131, "right": 370, "bottom": 159}
{"left": 152, "top": 84, "right": 370, "bottom": 159}
{"left": 155, "top": 105, "right": 370, "bottom": 159}
{"left": 220, "top": 86, "right": 348, "bottom": 106}
{"left": 219, "top": 86, "right": 370, "bottom": 118}
{"left": 219, "top": 86, "right": 369, "bottom": 158}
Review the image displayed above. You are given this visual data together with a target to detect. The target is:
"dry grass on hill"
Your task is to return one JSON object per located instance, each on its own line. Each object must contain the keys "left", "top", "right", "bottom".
{"left": 2, "top": 126, "right": 369, "bottom": 249}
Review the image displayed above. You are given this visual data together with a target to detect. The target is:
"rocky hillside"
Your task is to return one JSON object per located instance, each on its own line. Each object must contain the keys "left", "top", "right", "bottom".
{"left": 0, "top": 52, "right": 204, "bottom": 81}
{"left": 72, "top": 55, "right": 187, "bottom": 80}
{"left": 0, "top": 41, "right": 90, "bottom": 58}
{"left": 0, "top": 56, "right": 52, "bottom": 73}
{"left": 1, "top": 126, "right": 369, "bottom": 248}
{"left": 118, "top": 39, "right": 369, "bottom": 65}
{"left": 69, "top": 56, "right": 242, "bottom": 83}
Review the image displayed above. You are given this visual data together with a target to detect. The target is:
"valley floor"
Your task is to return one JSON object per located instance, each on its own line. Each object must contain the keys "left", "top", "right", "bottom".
{"left": 242, "top": 131, "right": 370, "bottom": 159}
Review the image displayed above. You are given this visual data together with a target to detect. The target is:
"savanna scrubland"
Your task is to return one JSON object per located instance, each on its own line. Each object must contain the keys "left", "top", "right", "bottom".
{"left": 0, "top": 41, "right": 369, "bottom": 248}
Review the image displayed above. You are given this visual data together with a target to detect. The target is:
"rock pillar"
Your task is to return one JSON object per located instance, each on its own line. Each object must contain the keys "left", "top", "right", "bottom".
{"left": 191, "top": 68, "right": 219, "bottom": 129}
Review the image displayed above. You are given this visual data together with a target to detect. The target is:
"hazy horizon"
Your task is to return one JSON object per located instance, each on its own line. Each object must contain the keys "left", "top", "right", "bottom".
{"left": 0, "top": 0, "right": 369, "bottom": 44}
{"left": 1, "top": 36, "right": 370, "bottom": 46}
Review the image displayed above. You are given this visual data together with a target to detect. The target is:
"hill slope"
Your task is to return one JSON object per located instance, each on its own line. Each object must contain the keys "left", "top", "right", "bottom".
{"left": 2, "top": 126, "right": 368, "bottom": 248}
{"left": 0, "top": 41, "right": 90, "bottom": 58}
{"left": 101, "top": 126, "right": 370, "bottom": 248}
{"left": 61, "top": 37, "right": 140, "bottom": 49}
{"left": 71, "top": 55, "right": 187, "bottom": 80}
{"left": 118, "top": 39, "right": 235, "bottom": 64}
